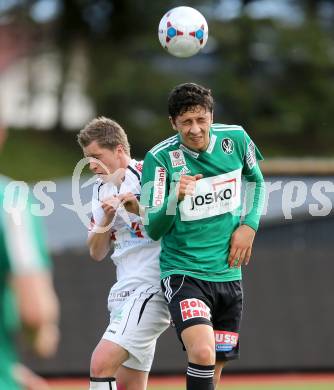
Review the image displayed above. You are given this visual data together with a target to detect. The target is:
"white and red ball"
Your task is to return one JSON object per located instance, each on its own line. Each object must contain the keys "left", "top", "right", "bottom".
{"left": 158, "top": 6, "right": 209, "bottom": 58}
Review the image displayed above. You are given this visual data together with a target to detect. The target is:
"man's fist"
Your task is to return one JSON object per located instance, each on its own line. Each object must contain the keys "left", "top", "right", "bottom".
{"left": 101, "top": 196, "right": 119, "bottom": 224}
{"left": 177, "top": 174, "right": 203, "bottom": 201}
{"left": 118, "top": 192, "right": 140, "bottom": 215}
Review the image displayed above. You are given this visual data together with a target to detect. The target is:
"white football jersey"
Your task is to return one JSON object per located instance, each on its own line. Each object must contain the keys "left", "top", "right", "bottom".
{"left": 89, "top": 159, "right": 161, "bottom": 290}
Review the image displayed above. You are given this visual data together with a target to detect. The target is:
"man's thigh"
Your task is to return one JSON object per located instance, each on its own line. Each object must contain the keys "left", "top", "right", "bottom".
{"left": 91, "top": 339, "right": 128, "bottom": 374}
{"left": 103, "top": 285, "right": 170, "bottom": 372}
{"left": 212, "top": 280, "right": 243, "bottom": 361}
{"left": 162, "top": 275, "right": 243, "bottom": 362}
{"left": 161, "top": 275, "right": 213, "bottom": 340}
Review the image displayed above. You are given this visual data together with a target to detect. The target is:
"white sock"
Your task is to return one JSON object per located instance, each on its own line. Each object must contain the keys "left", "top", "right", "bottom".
{"left": 89, "top": 377, "right": 117, "bottom": 390}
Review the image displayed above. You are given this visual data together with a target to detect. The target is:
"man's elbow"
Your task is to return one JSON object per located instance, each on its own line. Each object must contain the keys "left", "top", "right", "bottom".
{"left": 87, "top": 237, "right": 108, "bottom": 261}
{"left": 89, "top": 248, "right": 106, "bottom": 262}
{"left": 22, "top": 305, "right": 52, "bottom": 328}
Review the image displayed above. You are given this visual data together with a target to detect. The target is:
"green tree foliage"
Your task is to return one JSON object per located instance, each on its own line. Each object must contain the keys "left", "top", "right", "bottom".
{"left": 2, "top": 0, "right": 334, "bottom": 158}
{"left": 211, "top": 2, "right": 334, "bottom": 155}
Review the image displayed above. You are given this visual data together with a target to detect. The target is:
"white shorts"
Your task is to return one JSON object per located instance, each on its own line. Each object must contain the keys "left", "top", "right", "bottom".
{"left": 102, "top": 284, "right": 170, "bottom": 372}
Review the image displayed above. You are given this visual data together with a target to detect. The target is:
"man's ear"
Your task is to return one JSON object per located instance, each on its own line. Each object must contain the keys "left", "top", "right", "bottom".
{"left": 169, "top": 116, "right": 177, "bottom": 131}
{"left": 115, "top": 144, "right": 125, "bottom": 156}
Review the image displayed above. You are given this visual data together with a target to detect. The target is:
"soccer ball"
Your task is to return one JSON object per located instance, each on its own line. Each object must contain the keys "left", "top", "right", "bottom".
{"left": 158, "top": 6, "right": 208, "bottom": 58}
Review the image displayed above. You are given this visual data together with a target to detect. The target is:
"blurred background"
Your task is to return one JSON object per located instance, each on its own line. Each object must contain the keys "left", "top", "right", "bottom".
{"left": 1, "top": 0, "right": 334, "bottom": 386}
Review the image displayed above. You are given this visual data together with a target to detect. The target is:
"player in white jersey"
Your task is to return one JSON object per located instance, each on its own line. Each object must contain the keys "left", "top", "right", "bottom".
{"left": 77, "top": 117, "right": 170, "bottom": 390}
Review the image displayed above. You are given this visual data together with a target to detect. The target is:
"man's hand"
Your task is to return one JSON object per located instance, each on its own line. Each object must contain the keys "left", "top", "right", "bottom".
{"left": 13, "top": 364, "right": 51, "bottom": 390}
{"left": 101, "top": 196, "right": 119, "bottom": 225}
{"left": 228, "top": 225, "right": 256, "bottom": 268}
{"left": 23, "top": 320, "right": 59, "bottom": 358}
{"left": 33, "top": 323, "right": 60, "bottom": 358}
{"left": 88, "top": 196, "right": 119, "bottom": 260}
{"left": 177, "top": 174, "right": 203, "bottom": 201}
{"left": 118, "top": 192, "right": 140, "bottom": 215}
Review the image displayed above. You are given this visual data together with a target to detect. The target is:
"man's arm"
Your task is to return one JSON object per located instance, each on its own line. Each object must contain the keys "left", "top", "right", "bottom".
{"left": 88, "top": 197, "right": 117, "bottom": 261}
{"left": 13, "top": 363, "right": 50, "bottom": 390}
{"left": 241, "top": 136, "right": 265, "bottom": 232}
{"left": 12, "top": 272, "right": 59, "bottom": 358}
{"left": 241, "top": 168, "right": 265, "bottom": 235}
{"left": 140, "top": 151, "right": 177, "bottom": 241}
{"left": 4, "top": 206, "right": 59, "bottom": 358}
{"left": 228, "top": 133, "right": 265, "bottom": 268}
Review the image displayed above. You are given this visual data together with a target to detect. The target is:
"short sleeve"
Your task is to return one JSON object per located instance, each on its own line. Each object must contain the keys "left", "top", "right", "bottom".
{"left": 2, "top": 196, "right": 51, "bottom": 275}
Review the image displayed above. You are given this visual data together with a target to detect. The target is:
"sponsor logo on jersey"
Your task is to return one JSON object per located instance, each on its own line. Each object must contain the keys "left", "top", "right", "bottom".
{"left": 180, "top": 298, "right": 211, "bottom": 321}
{"left": 114, "top": 238, "right": 153, "bottom": 250}
{"left": 128, "top": 222, "right": 144, "bottom": 238}
{"left": 180, "top": 144, "right": 199, "bottom": 159}
{"left": 153, "top": 167, "right": 166, "bottom": 206}
{"left": 189, "top": 179, "right": 235, "bottom": 210}
{"left": 246, "top": 141, "right": 256, "bottom": 169}
{"left": 109, "top": 309, "right": 124, "bottom": 326}
{"left": 169, "top": 149, "right": 186, "bottom": 167}
{"left": 179, "top": 169, "right": 242, "bottom": 221}
{"left": 215, "top": 330, "right": 239, "bottom": 352}
{"left": 109, "top": 290, "right": 130, "bottom": 301}
{"left": 179, "top": 165, "right": 191, "bottom": 176}
{"left": 135, "top": 161, "right": 143, "bottom": 172}
{"left": 221, "top": 138, "right": 234, "bottom": 154}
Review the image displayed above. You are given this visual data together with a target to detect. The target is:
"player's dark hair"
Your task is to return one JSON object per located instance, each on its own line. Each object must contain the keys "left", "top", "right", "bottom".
{"left": 168, "top": 83, "right": 214, "bottom": 119}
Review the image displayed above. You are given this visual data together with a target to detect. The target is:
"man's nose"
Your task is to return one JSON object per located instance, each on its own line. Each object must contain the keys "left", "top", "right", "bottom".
{"left": 189, "top": 121, "right": 201, "bottom": 135}
{"left": 89, "top": 159, "right": 98, "bottom": 172}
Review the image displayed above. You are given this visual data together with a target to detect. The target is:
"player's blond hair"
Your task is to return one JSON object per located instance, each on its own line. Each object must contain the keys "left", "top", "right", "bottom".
{"left": 77, "top": 116, "right": 130, "bottom": 156}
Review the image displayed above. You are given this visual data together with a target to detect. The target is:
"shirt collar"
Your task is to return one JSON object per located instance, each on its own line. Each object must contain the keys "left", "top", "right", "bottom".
{"left": 178, "top": 128, "right": 216, "bottom": 158}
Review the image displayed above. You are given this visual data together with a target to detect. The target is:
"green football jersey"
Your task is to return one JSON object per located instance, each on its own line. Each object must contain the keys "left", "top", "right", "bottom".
{"left": 141, "top": 124, "right": 265, "bottom": 282}
{"left": 0, "top": 176, "right": 51, "bottom": 390}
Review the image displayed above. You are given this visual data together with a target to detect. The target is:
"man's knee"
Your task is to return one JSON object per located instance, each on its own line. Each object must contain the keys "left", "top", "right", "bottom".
{"left": 182, "top": 324, "right": 216, "bottom": 365}
{"left": 188, "top": 344, "right": 215, "bottom": 365}
{"left": 90, "top": 340, "right": 129, "bottom": 377}
{"left": 90, "top": 353, "right": 106, "bottom": 377}
{"left": 90, "top": 349, "right": 118, "bottom": 377}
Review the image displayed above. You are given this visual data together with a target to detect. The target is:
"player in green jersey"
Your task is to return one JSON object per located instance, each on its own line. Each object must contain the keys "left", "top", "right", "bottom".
{"left": 139, "top": 83, "right": 265, "bottom": 390}
{"left": 0, "top": 125, "right": 59, "bottom": 390}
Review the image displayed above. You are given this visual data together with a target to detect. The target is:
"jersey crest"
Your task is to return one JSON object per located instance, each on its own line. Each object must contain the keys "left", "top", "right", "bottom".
{"left": 221, "top": 138, "right": 234, "bottom": 155}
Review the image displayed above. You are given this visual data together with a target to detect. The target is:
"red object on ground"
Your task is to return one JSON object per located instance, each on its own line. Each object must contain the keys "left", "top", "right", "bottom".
{"left": 47, "top": 373, "right": 334, "bottom": 387}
